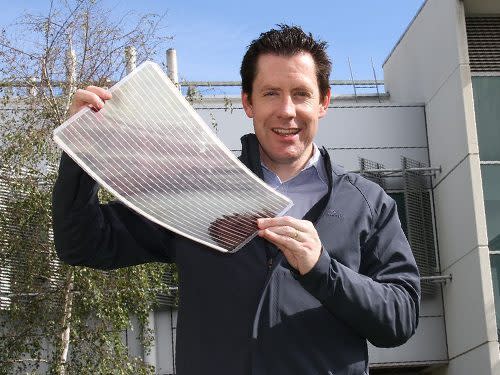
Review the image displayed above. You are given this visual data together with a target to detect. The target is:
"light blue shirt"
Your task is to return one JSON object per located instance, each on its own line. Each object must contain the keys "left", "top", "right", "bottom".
{"left": 262, "top": 144, "right": 329, "bottom": 219}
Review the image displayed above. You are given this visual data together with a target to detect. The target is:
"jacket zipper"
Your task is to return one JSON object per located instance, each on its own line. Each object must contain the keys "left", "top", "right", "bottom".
{"left": 267, "top": 257, "right": 273, "bottom": 270}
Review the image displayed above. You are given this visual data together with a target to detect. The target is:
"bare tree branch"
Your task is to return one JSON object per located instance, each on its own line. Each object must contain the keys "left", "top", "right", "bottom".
{"left": 0, "top": 1, "right": 173, "bottom": 373}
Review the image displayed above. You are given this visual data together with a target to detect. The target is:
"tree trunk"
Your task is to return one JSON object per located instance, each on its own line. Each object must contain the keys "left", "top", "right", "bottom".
{"left": 57, "top": 269, "right": 74, "bottom": 375}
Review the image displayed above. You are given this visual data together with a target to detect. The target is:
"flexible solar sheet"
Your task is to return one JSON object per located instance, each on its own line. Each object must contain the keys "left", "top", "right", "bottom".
{"left": 53, "top": 61, "right": 292, "bottom": 253}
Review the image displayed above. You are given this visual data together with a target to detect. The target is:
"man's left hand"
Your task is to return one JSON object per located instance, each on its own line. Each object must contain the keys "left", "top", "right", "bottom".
{"left": 257, "top": 216, "right": 322, "bottom": 275}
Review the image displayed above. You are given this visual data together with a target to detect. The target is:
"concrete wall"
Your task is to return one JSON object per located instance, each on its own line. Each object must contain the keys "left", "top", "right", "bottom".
{"left": 384, "top": 0, "right": 499, "bottom": 373}
{"left": 195, "top": 96, "right": 429, "bottom": 172}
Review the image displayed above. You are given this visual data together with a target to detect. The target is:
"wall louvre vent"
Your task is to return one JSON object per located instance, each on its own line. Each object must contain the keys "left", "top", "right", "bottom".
{"left": 466, "top": 16, "right": 500, "bottom": 73}
{"left": 402, "top": 157, "right": 438, "bottom": 296}
{"left": 0, "top": 169, "right": 64, "bottom": 310}
{"left": 359, "top": 157, "right": 386, "bottom": 190}
{"left": 157, "top": 267, "right": 178, "bottom": 308}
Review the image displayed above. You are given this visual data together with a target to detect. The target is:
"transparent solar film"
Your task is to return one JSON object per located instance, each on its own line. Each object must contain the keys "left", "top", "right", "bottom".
{"left": 53, "top": 61, "right": 292, "bottom": 253}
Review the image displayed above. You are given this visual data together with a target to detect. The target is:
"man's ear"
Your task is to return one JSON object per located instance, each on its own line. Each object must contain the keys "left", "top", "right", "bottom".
{"left": 318, "top": 88, "right": 331, "bottom": 118}
{"left": 242, "top": 92, "right": 254, "bottom": 118}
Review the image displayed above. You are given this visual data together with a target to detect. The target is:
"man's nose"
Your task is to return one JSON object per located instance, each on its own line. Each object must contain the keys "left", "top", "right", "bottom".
{"left": 277, "top": 95, "right": 296, "bottom": 118}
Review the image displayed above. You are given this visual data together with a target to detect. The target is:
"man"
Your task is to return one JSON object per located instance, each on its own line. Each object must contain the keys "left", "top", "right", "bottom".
{"left": 53, "top": 25, "right": 420, "bottom": 374}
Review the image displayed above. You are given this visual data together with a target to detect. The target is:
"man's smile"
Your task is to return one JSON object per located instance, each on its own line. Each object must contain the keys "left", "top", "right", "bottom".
{"left": 272, "top": 128, "right": 300, "bottom": 136}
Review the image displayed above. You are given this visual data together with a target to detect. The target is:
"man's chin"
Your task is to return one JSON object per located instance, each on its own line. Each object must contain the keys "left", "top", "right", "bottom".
{"left": 264, "top": 152, "right": 303, "bottom": 166}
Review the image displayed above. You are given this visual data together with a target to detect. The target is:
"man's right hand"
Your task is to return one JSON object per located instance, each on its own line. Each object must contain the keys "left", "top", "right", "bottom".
{"left": 68, "top": 86, "right": 112, "bottom": 117}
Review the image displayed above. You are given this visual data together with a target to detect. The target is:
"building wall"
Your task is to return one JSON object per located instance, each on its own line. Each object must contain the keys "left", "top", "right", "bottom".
{"left": 195, "top": 96, "right": 430, "bottom": 171}
{"left": 383, "top": 0, "right": 499, "bottom": 373}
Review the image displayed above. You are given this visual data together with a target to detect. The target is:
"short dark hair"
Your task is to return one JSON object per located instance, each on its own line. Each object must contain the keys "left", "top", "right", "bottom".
{"left": 240, "top": 24, "right": 332, "bottom": 100}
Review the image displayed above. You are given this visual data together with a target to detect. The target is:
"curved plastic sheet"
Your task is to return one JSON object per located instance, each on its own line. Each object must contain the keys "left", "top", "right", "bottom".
{"left": 53, "top": 61, "right": 292, "bottom": 253}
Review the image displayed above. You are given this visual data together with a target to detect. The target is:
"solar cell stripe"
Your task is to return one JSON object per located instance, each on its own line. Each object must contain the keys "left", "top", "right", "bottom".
{"left": 60, "top": 125, "right": 247, "bottom": 244}
{"left": 111, "top": 84, "right": 260, "bottom": 212}
{"left": 108, "top": 81, "right": 254, "bottom": 206}
{"left": 114, "top": 71, "right": 279, "bottom": 234}
{"left": 61, "top": 91, "right": 266, "bottom": 247}
{"left": 127, "top": 70, "right": 279, "bottom": 215}
{"left": 58, "top": 121, "right": 240, "bottom": 240}
{"left": 79, "top": 104, "right": 261, "bottom": 240}
{"left": 138, "top": 68, "right": 282, "bottom": 203}
{"left": 54, "top": 61, "right": 292, "bottom": 252}
{"left": 66, "top": 117, "right": 168, "bottom": 195}
{"left": 59, "top": 127, "right": 250, "bottom": 244}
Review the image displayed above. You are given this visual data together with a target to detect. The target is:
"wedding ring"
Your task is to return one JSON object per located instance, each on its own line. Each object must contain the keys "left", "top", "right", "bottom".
{"left": 293, "top": 229, "right": 299, "bottom": 240}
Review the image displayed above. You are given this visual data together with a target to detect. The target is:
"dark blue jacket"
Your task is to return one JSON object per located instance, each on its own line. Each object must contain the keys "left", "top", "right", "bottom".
{"left": 52, "top": 134, "right": 420, "bottom": 375}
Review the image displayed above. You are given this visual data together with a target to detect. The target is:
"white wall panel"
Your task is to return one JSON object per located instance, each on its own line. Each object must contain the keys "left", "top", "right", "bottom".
{"left": 442, "top": 246, "right": 497, "bottom": 359}
{"left": 155, "top": 309, "right": 177, "bottom": 375}
{"left": 425, "top": 65, "right": 479, "bottom": 185}
{"left": 433, "top": 155, "right": 488, "bottom": 271}
{"left": 446, "top": 341, "right": 499, "bottom": 375}
{"left": 383, "top": 0, "right": 468, "bottom": 104}
{"left": 195, "top": 102, "right": 428, "bottom": 171}
{"left": 317, "top": 106, "right": 427, "bottom": 149}
{"left": 369, "top": 316, "right": 447, "bottom": 365}
{"left": 421, "top": 290, "right": 445, "bottom": 317}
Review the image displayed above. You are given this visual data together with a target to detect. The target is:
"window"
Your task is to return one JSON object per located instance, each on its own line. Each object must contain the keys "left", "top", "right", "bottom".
{"left": 490, "top": 255, "right": 500, "bottom": 333}
{"left": 472, "top": 76, "right": 500, "bottom": 250}
{"left": 482, "top": 165, "right": 500, "bottom": 251}
{"left": 472, "top": 77, "right": 500, "bottom": 161}
{"left": 472, "top": 75, "right": 500, "bottom": 332}
{"left": 388, "top": 192, "right": 408, "bottom": 237}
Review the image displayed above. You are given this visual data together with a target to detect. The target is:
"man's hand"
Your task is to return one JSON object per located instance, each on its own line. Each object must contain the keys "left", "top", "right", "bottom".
{"left": 257, "top": 216, "right": 322, "bottom": 275}
{"left": 68, "top": 86, "right": 112, "bottom": 116}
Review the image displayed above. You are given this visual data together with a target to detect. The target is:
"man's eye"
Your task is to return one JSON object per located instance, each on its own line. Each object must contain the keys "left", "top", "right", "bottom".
{"left": 264, "top": 91, "right": 277, "bottom": 96}
{"left": 295, "top": 91, "right": 311, "bottom": 97}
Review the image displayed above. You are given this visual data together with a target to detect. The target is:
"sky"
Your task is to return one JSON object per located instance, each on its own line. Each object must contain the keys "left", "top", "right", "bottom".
{"left": 0, "top": 0, "right": 426, "bottom": 93}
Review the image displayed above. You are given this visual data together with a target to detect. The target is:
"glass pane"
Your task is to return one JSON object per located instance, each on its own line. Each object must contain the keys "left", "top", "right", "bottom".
{"left": 472, "top": 76, "right": 500, "bottom": 161}
{"left": 388, "top": 192, "right": 408, "bottom": 237}
{"left": 489, "top": 254, "right": 500, "bottom": 336}
{"left": 482, "top": 165, "right": 500, "bottom": 251}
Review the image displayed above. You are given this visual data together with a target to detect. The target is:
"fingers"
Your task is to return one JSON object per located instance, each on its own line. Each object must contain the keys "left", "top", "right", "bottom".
{"left": 86, "top": 85, "right": 112, "bottom": 100}
{"left": 258, "top": 225, "right": 321, "bottom": 275}
{"left": 259, "top": 227, "right": 299, "bottom": 248}
{"left": 257, "top": 216, "right": 310, "bottom": 232}
{"left": 261, "top": 225, "right": 300, "bottom": 241}
{"left": 257, "top": 216, "right": 322, "bottom": 275}
{"left": 257, "top": 217, "right": 315, "bottom": 246}
{"left": 68, "top": 86, "right": 112, "bottom": 116}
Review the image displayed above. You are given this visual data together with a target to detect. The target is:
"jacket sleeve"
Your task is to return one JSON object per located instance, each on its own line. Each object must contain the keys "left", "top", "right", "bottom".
{"left": 295, "top": 192, "right": 421, "bottom": 348}
{"left": 52, "top": 153, "right": 175, "bottom": 270}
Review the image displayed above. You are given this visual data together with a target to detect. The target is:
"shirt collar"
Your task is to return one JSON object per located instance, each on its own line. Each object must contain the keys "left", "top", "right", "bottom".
{"left": 308, "top": 144, "right": 329, "bottom": 185}
{"left": 261, "top": 144, "right": 328, "bottom": 185}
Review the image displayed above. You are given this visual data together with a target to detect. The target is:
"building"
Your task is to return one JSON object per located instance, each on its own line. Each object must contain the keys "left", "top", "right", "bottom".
{"left": 142, "top": 0, "right": 499, "bottom": 374}
{"left": 0, "top": 0, "right": 498, "bottom": 374}
{"left": 383, "top": 0, "right": 500, "bottom": 373}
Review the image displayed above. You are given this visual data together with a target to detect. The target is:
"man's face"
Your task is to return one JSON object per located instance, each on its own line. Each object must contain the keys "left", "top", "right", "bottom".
{"left": 242, "top": 52, "right": 330, "bottom": 173}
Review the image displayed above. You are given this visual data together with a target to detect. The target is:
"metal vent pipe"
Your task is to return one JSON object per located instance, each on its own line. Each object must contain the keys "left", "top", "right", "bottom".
{"left": 166, "top": 48, "right": 180, "bottom": 89}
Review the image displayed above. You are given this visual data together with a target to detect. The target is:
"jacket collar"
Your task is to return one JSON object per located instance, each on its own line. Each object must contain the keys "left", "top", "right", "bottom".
{"left": 238, "top": 133, "right": 342, "bottom": 224}
{"left": 238, "top": 133, "right": 345, "bottom": 179}
{"left": 239, "top": 133, "right": 342, "bottom": 181}
{"left": 238, "top": 133, "right": 264, "bottom": 180}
